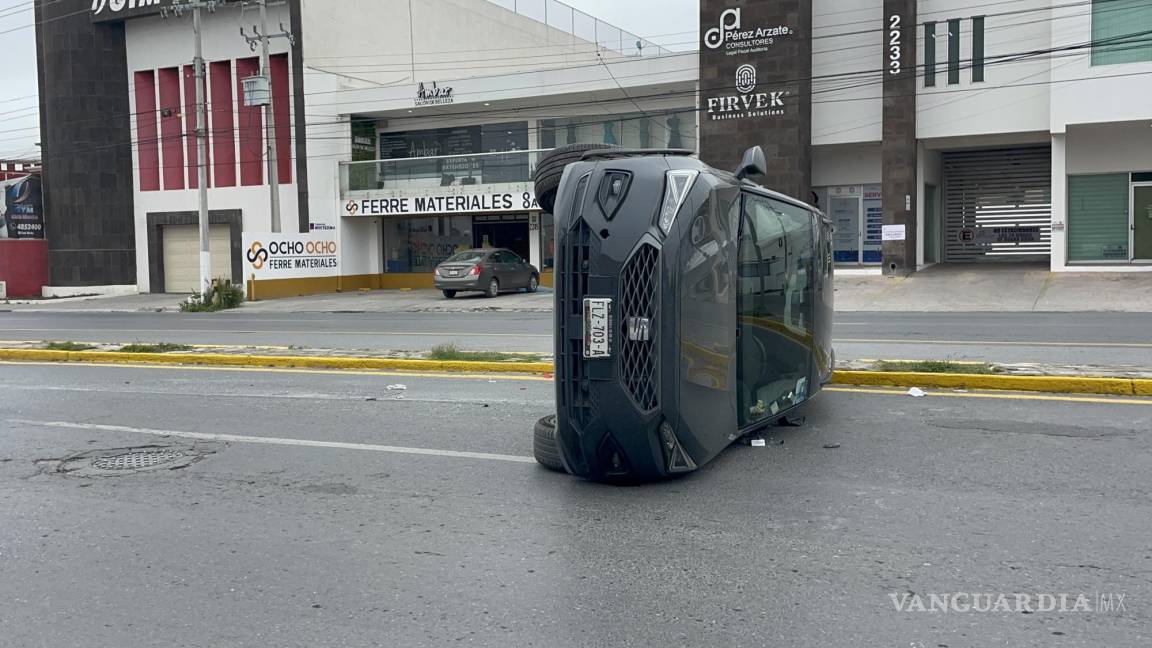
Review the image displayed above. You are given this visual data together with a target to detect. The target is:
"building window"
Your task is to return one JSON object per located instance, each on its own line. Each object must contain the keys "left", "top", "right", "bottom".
{"left": 972, "top": 16, "right": 985, "bottom": 82}
{"left": 924, "top": 22, "right": 937, "bottom": 87}
{"left": 1091, "top": 0, "right": 1152, "bottom": 65}
{"left": 947, "top": 19, "right": 960, "bottom": 85}
{"left": 383, "top": 216, "right": 473, "bottom": 273}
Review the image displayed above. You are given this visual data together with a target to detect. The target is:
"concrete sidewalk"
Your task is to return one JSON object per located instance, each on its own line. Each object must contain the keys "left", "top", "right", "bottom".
{"left": 4, "top": 264, "right": 1150, "bottom": 313}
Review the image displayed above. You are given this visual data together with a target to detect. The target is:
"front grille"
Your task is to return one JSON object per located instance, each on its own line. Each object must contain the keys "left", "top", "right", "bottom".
{"left": 619, "top": 243, "right": 660, "bottom": 412}
{"left": 560, "top": 218, "right": 594, "bottom": 428}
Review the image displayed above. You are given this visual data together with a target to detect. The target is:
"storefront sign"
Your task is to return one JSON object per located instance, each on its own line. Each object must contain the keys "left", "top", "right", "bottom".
{"left": 90, "top": 0, "right": 167, "bottom": 22}
{"left": 344, "top": 191, "right": 539, "bottom": 217}
{"left": 706, "top": 64, "right": 786, "bottom": 121}
{"left": 703, "top": 7, "right": 793, "bottom": 56}
{"left": 415, "top": 82, "right": 454, "bottom": 107}
{"left": 0, "top": 175, "right": 44, "bottom": 240}
{"left": 242, "top": 232, "right": 338, "bottom": 280}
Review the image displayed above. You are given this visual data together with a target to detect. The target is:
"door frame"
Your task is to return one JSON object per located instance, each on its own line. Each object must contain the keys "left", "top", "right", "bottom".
{"left": 1131, "top": 182, "right": 1152, "bottom": 261}
{"left": 829, "top": 192, "right": 864, "bottom": 266}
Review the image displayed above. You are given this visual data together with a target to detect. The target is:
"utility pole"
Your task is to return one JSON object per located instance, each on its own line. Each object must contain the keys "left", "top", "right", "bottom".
{"left": 167, "top": 0, "right": 226, "bottom": 295}
{"left": 242, "top": 1, "right": 293, "bottom": 233}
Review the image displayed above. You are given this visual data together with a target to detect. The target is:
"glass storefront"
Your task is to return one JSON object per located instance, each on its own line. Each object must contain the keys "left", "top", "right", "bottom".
{"left": 381, "top": 214, "right": 536, "bottom": 273}
{"left": 815, "top": 184, "right": 882, "bottom": 264}
{"left": 1068, "top": 173, "right": 1152, "bottom": 263}
{"left": 539, "top": 110, "right": 697, "bottom": 151}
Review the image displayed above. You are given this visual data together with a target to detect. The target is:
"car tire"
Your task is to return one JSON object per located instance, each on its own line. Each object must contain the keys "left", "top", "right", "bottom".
{"left": 526, "top": 274, "right": 539, "bottom": 293}
{"left": 533, "top": 415, "right": 566, "bottom": 473}
{"left": 533, "top": 142, "right": 621, "bottom": 214}
{"left": 442, "top": 290, "right": 457, "bottom": 299}
{"left": 485, "top": 278, "right": 499, "bottom": 298}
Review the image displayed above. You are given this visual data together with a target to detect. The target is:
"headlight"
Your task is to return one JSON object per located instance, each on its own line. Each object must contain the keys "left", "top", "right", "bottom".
{"left": 658, "top": 169, "right": 699, "bottom": 235}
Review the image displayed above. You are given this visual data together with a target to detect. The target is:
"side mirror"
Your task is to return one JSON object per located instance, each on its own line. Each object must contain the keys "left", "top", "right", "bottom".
{"left": 735, "top": 145, "right": 767, "bottom": 181}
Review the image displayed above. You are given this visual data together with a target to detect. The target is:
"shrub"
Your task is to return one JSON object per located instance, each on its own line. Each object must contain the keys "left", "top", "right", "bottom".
{"left": 180, "top": 278, "right": 245, "bottom": 313}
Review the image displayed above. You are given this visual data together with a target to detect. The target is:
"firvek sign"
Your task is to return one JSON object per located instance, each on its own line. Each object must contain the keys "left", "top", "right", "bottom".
{"left": 90, "top": 0, "right": 167, "bottom": 23}
{"left": 706, "top": 64, "right": 786, "bottom": 121}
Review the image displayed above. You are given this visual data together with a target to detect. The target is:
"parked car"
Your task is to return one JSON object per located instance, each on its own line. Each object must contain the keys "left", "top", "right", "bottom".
{"left": 530, "top": 143, "right": 835, "bottom": 483}
{"left": 433, "top": 248, "right": 540, "bottom": 298}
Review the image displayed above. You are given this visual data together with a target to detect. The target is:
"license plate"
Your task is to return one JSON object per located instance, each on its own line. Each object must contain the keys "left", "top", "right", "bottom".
{"left": 448, "top": 270, "right": 459, "bottom": 277}
{"left": 583, "top": 297, "right": 612, "bottom": 359}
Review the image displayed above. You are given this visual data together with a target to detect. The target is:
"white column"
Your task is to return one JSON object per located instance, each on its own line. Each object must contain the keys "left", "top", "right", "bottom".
{"left": 1050, "top": 132, "right": 1067, "bottom": 271}
{"left": 529, "top": 213, "right": 542, "bottom": 269}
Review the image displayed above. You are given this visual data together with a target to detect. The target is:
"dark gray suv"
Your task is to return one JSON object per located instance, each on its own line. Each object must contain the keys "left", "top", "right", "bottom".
{"left": 531, "top": 144, "right": 835, "bottom": 483}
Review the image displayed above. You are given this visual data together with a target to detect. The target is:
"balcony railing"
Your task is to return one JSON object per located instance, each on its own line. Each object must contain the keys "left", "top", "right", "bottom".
{"left": 484, "top": 0, "right": 673, "bottom": 56}
{"left": 341, "top": 149, "right": 550, "bottom": 194}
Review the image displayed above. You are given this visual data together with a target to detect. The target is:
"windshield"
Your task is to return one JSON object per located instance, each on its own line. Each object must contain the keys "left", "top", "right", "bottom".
{"left": 444, "top": 251, "right": 488, "bottom": 264}
{"left": 736, "top": 192, "right": 816, "bottom": 428}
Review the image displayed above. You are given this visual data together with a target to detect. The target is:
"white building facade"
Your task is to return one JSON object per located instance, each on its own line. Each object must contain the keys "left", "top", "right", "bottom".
{"left": 36, "top": 0, "right": 1152, "bottom": 297}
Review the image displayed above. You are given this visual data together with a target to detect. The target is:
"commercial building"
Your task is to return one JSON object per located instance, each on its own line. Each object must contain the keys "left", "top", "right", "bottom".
{"left": 33, "top": 0, "right": 1152, "bottom": 297}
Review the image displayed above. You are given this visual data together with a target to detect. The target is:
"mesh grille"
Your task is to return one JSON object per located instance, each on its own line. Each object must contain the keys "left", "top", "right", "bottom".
{"left": 619, "top": 243, "right": 660, "bottom": 412}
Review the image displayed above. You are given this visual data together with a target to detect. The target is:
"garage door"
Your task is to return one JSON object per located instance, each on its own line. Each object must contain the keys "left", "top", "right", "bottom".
{"left": 162, "top": 224, "right": 233, "bottom": 293}
{"left": 943, "top": 146, "right": 1052, "bottom": 262}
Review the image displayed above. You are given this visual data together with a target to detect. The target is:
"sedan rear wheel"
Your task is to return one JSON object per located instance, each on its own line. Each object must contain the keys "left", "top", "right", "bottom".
{"left": 486, "top": 278, "right": 500, "bottom": 298}
{"left": 526, "top": 274, "right": 539, "bottom": 293}
{"left": 442, "top": 290, "right": 457, "bottom": 299}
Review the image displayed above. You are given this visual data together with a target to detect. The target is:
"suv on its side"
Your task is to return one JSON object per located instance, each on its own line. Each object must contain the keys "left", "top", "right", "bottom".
{"left": 530, "top": 144, "right": 835, "bottom": 483}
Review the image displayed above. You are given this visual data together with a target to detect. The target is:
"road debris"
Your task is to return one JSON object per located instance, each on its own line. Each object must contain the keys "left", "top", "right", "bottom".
{"left": 386, "top": 384, "right": 407, "bottom": 391}
{"left": 823, "top": 443, "right": 841, "bottom": 449}
{"left": 907, "top": 387, "right": 927, "bottom": 397}
{"left": 750, "top": 437, "right": 766, "bottom": 447}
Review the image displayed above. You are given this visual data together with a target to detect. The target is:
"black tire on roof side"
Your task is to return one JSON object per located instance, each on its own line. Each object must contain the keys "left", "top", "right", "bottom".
{"left": 533, "top": 415, "right": 566, "bottom": 472}
{"left": 533, "top": 143, "right": 620, "bottom": 214}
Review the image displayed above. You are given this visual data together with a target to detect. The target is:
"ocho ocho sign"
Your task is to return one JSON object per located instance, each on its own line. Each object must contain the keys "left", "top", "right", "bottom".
{"left": 242, "top": 232, "right": 338, "bottom": 281}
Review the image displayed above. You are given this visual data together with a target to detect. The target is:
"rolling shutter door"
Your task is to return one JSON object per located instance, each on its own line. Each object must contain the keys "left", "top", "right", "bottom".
{"left": 943, "top": 147, "right": 1051, "bottom": 262}
{"left": 1067, "top": 174, "right": 1130, "bottom": 262}
{"left": 163, "top": 224, "right": 233, "bottom": 293}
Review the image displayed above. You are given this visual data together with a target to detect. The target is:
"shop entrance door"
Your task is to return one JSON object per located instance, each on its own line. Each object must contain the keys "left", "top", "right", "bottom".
{"left": 829, "top": 194, "right": 862, "bottom": 264}
{"left": 1132, "top": 184, "right": 1152, "bottom": 261}
{"left": 473, "top": 218, "right": 530, "bottom": 260}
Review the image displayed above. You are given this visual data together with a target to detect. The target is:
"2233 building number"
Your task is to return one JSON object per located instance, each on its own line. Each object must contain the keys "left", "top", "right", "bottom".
{"left": 888, "top": 14, "right": 902, "bottom": 75}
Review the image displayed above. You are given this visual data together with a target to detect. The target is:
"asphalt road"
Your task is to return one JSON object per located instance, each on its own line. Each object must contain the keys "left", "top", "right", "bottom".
{"left": 1, "top": 362, "right": 1150, "bottom": 647}
{"left": 2, "top": 310, "right": 1152, "bottom": 367}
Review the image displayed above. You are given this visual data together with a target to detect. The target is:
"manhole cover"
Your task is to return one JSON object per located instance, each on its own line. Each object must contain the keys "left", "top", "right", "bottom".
{"left": 90, "top": 450, "right": 186, "bottom": 471}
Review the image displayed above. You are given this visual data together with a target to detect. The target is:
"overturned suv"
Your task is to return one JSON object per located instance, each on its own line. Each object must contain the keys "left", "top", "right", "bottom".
{"left": 531, "top": 144, "right": 835, "bottom": 483}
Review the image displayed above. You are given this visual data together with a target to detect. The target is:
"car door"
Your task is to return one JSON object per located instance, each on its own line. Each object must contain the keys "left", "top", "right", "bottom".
{"left": 505, "top": 250, "right": 531, "bottom": 287}
{"left": 492, "top": 250, "right": 517, "bottom": 288}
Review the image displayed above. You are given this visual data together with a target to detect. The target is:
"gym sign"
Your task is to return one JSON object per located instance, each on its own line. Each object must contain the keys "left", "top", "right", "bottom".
{"left": 706, "top": 64, "right": 786, "bottom": 121}
{"left": 90, "top": 0, "right": 167, "bottom": 22}
{"left": 703, "top": 8, "right": 793, "bottom": 56}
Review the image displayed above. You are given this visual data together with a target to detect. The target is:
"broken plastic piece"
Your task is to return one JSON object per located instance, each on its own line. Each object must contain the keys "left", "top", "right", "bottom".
{"left": 907, "top": 387, "right": 926, "bottom": 397}
{"left": 751, "top": 437, "right": 766, "bottom": 447}
{"left": 386, "top": 384, "right": 408, "bottom": 391}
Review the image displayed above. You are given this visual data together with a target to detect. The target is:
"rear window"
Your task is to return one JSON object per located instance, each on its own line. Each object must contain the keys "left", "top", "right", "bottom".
{"left": 445, "top": 251, "right": 487, "bottom": 263}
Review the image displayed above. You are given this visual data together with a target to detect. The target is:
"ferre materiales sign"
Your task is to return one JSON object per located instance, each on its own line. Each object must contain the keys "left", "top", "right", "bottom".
{"left": 699, "top": 0, "right": 812, "bottom": 201}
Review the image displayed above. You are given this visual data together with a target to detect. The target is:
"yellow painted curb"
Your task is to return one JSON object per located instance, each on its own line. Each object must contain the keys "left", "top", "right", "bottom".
{"left": 4, "top": 348, "right": 1151, "bottom": 396}
{"left": 831, "top": 370, "right": 1150, "bottom": 397}
{"left": 0, "top": 348, "right": 554, "bottom": 375}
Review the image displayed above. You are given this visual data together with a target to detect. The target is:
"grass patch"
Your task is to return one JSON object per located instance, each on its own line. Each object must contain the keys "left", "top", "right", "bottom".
{"left": 428, "top": 343, "right": 542, "bottom": 363}
{"left": 44, "top": 341, "right": 96, "bottom": 351}
{"left": 874, "top": 360, "right": 1001, "bottom": 375}
{"left": 118, "top": 343, "right": 194, "bottom": 354}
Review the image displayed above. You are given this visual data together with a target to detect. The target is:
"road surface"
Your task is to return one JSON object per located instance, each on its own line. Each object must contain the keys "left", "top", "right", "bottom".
{"left": 1, "top": 361, "right": 1149, "bottom": 646}
{"left": 1, "top": 310, "right": 1151, "bottom": 367}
